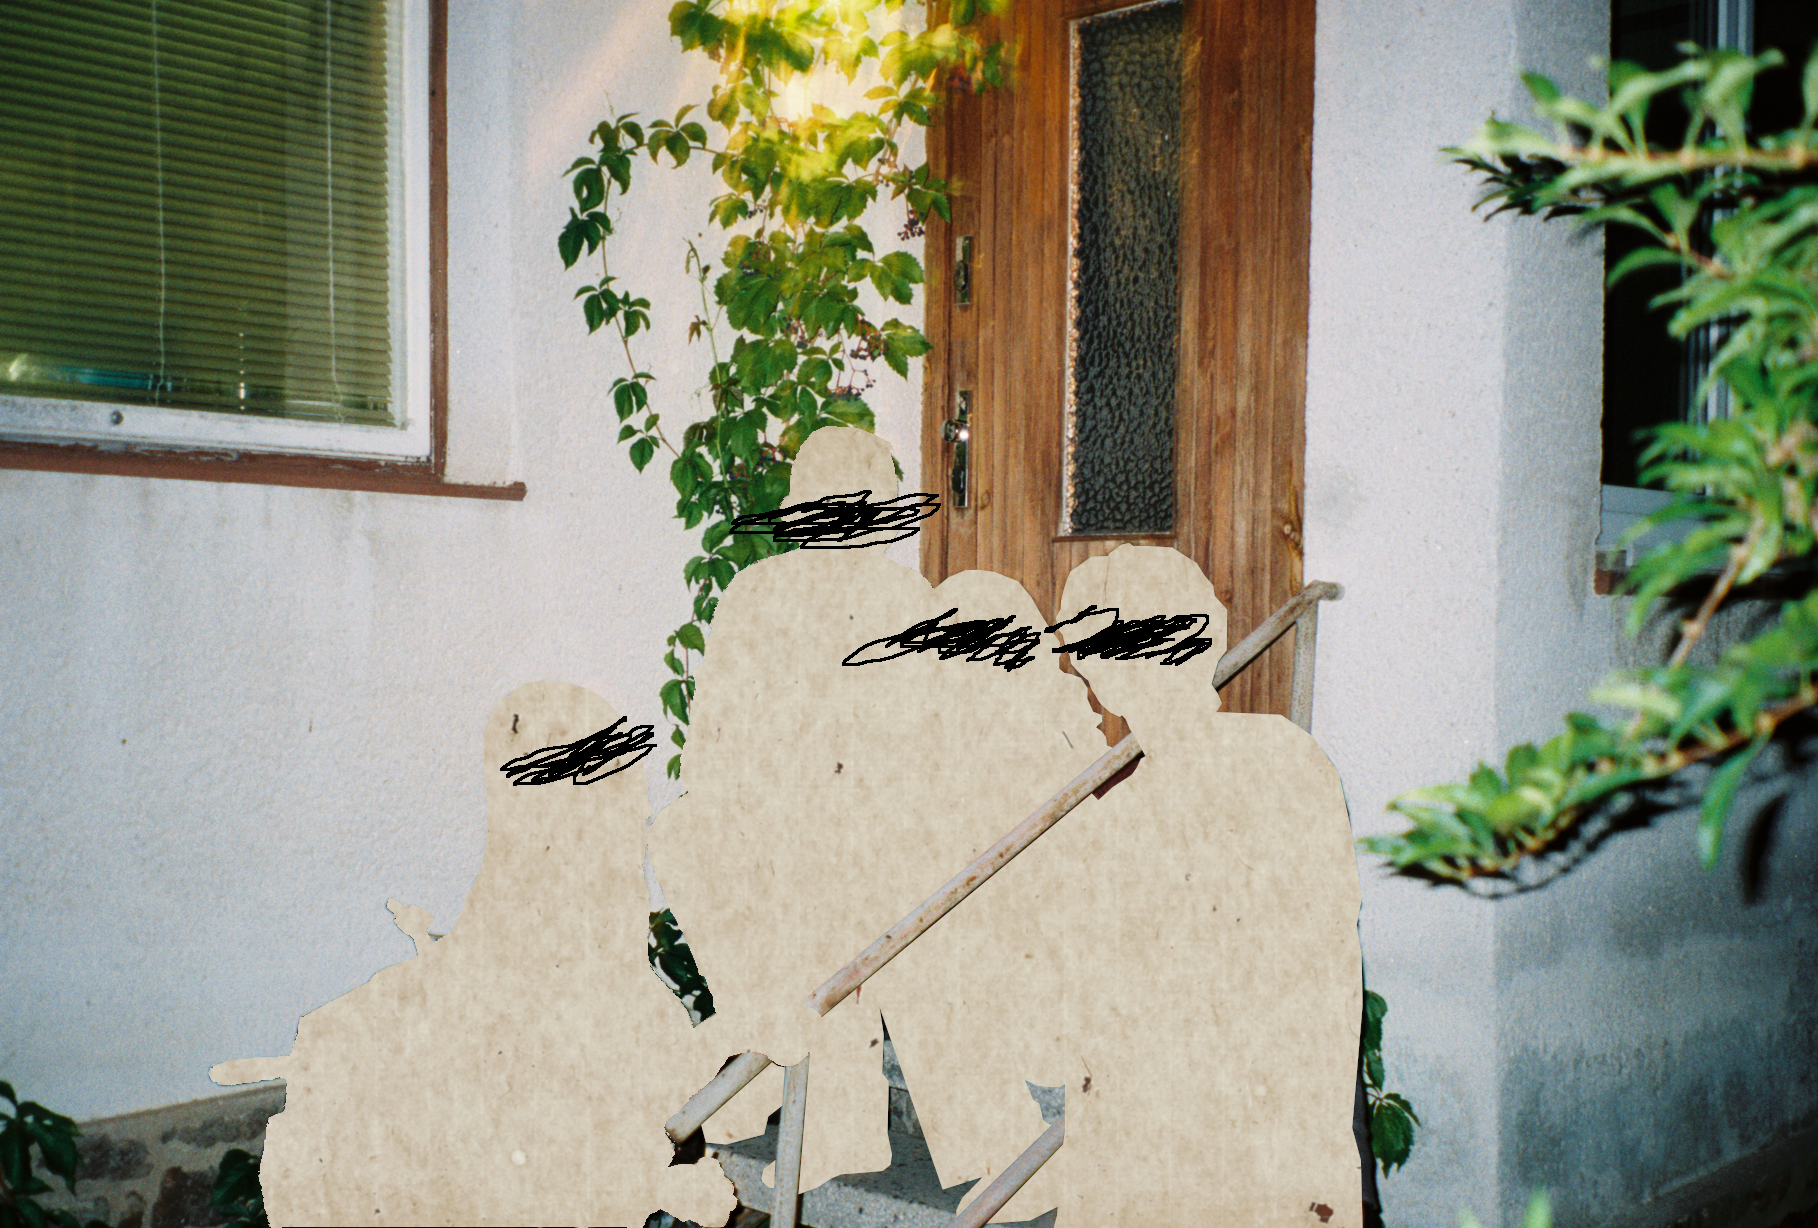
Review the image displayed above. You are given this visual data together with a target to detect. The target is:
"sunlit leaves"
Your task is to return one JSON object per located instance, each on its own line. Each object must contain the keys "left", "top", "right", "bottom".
{"left": 557, "top": 0, "right": 1005, "bottom": 797}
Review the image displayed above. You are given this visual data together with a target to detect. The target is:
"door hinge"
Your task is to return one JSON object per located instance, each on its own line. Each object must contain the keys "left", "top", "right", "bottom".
{"left": 954, "top": 235, "right": 972, "bottom": 306}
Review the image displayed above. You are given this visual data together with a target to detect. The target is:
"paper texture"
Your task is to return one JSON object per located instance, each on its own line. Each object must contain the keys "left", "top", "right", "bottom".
{"left": 225, "top": 681, "right": 737, "bottom": 1227}
{"left": 220, "top": 426, "right": 1363, "bottom": 1226}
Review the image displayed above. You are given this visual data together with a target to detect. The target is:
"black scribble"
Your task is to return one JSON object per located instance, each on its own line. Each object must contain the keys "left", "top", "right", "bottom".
{"left": 730, "top": 490, "right": 939, "bottom": 548}
{"left": 843, "top": 607, "right": 1043, "bottom": 671}
{"left": 1046, "top": 605, "right": 1218, "bottom": 666}
{"left": 499, "top": 718, "right": 656, "bottom": 785}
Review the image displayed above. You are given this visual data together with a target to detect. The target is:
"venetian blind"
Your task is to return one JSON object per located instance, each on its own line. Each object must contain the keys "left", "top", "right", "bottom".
{"left": 0, "top": 0, "right": 395, "bottom": 426}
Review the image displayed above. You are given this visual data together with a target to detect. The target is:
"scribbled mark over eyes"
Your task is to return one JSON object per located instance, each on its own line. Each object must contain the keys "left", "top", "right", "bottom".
{"left": 1045, "top": 605, "right": 1218, "bottom": 666}
{"left": 499, "top": 718, "right": 657, "bottom": 785}
{"left": 731, "top": 490, "right": 939, "bottom": 549}
{"left": 843, "top": 608, "right": 1044, "bottom": 671}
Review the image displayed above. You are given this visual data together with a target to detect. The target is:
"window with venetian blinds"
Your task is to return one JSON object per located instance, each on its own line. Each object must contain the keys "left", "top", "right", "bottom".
{"left": 0, "top": 0, "right": 416, "bottom": 454}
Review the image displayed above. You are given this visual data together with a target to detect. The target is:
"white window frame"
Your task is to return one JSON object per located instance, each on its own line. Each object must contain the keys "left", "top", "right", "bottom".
{"left": 0, "top": 0, "right": 433, "bottom": 463}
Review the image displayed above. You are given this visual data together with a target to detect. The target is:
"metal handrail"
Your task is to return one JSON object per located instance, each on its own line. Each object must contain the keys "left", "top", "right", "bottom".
{"left": 1213, "top": 580, "right": 1343, "bottom": 731}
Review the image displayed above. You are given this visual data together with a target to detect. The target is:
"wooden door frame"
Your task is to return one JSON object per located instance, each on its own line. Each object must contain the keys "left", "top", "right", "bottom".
{"left": 918, "top": 0, "right": 1315, "bottom": 719}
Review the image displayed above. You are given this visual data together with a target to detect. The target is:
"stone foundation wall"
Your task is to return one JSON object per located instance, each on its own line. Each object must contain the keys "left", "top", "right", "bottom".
{"left": 31, "top": 1085, "right": 284, "bottom": 1228}
{"left": 26, "top": 1071, "right": 1816, "bottom": 1228}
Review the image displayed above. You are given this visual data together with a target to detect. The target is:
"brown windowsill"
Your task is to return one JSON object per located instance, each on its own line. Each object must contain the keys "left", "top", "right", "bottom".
{"left": 0, "top": 440, "right": 526, "bottom": 501}
{"left": 1595, "top": 556, "right": 1816, "bottom": 600}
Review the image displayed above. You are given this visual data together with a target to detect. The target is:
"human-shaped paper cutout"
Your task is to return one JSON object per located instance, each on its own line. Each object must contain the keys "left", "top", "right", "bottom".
{"left": 214, "top": 681, "right": 736, "bottom": 1228}
{"left": 649, "top": 426, "right": 1108, "bottom": 1192}
{"left": 214, "top": 428, "right": 1363, "bottom": 1226}
{"left": 1038, "top": 545, "right": 1363, "bottom": 1226}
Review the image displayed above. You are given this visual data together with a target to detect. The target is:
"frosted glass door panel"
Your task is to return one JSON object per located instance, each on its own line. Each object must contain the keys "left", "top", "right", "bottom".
{"left": 1064, "top": 0, "right": 1182, "bottom": 536}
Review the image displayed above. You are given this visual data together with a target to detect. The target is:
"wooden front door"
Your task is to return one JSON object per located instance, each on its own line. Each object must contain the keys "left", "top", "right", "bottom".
{"left": 918, "top": 0, "right": 1316, "bottom": 722}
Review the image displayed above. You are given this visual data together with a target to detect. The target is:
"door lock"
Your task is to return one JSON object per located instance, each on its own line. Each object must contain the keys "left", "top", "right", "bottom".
{"left": 942, "top": 390, "right": 971, "bottom": 509}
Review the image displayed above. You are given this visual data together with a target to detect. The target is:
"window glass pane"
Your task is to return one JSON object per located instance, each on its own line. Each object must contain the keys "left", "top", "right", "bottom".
{"left": 0, "top": 0, "right": 394, "bottom": 426}
{"left": 1603, "top": 0, "right": 1695, "bottom": 487}
{"left": 1064, "top": 0, "right": 1181, "bottom": 536}
{"left": 1602, "top": 0, "right": 1817, "bottom": 486}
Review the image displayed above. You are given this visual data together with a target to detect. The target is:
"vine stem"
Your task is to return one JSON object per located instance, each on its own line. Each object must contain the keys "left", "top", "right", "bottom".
{"left": 1566, "top": 141, "right": 1814, "bottom": 175}
{"left": 1606, "top": 518, "right": 1762, "bottom": 761}
{"left": 600, "top": 206, "right": 680, "bottom": 458}
{"left": 1667, "top": 519, "right": 1760, "bottom": 670}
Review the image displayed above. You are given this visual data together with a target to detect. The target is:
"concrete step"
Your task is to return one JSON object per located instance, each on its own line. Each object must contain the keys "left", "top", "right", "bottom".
{"left": 692, "top": 1036, "right": 1061, "bottom": 1228}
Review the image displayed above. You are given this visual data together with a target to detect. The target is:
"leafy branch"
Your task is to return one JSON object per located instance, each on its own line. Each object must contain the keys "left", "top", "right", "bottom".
{"left": 1364, "top": 44, "right": 1818, "bottom": 881}
{"left": 211, "top": 1148, "right": 268, "bottom": 1228}
{"left": 1361, "top": 991, "right": 1419, "bottom": 1180}
{"left": 0, "top": 1083, "right": 105, "bottom": 1228}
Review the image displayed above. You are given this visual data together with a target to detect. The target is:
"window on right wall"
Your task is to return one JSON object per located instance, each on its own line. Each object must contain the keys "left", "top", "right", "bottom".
{"left": 1599, "top": 0, "right": 1818, "bottom": 562}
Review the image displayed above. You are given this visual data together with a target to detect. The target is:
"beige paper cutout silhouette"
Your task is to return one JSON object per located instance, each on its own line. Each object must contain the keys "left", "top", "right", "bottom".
{"left": 217, "top": 427, "right": 1362, "bottom": 1226}
{"left": 868, "top": 546, "right": 1360, "bottom": 1225}
{"left": 650, "top": 426, "right": 1109, "bottom": 1193}
{"left": 216, "top": 681, "right": 737, "bottom": 1227}
{"left": 1042, "top": 546, "right": 1361, "bottom": 1225}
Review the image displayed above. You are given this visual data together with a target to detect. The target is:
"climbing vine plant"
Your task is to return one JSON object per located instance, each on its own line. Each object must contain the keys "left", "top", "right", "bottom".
{"left": 558, "top": 0, "right": 1007, "bottom": 780}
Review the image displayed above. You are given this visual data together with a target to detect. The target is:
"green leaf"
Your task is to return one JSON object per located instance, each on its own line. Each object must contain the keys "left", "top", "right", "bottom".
{"left": 825, "top": 396, "right": 876, "bottom": 431}
{"left": 660, "top": 678, "right": 688, "bottom": 723}
{"left": 1802, "top": 44, "right": 1818, "bottom": 129}
{"left": 677, "top": 622, "right": 707, "bottom": 653}
{"left": 1522, "top": 71, "right": 1561, "bottom": 104}
{"left": 672, "top": 453, "right": 702, "bottom": 499}
{"left": 32, "top": 1126, "right": 79, "bottom": 1190}
{"left": 573, "top": 165, "right": 607, "bottom": 210}
{"left": 1699, "top": 731, "right": 1769, "bottom": 867}
{"left": 557, "top": 216, "right": 587, "bottom": 268}
{"left": 1608, "top": 245, "right": 1688, "bottom": 285}
{"left": 1504, "top": 742, "right": 1539, "bottom": 782}
{"left": 1370, "top": 1096, "right": 1417, "bottom": 1174}
{"left": 629, "top": 437, "right": 657, "bottom": 472}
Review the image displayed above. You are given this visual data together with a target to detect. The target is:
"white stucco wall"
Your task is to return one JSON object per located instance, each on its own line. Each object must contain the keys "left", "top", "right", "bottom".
{"left": 1305, "top": 0, "right": 1547, "bottom": 1217}
{"left": 6, "top": 0, "right": 1817, "bottom": 1226}
{"left": 1307, "top": 0, "right": 1818, "bottom": 1224}
{"left": 0, "top": 0, "right": 924, "bottom": 1121}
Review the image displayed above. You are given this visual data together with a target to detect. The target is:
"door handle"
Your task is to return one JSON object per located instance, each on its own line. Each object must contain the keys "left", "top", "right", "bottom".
{"left": 942, "top": 389, "right": 971, "bottom": 509}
